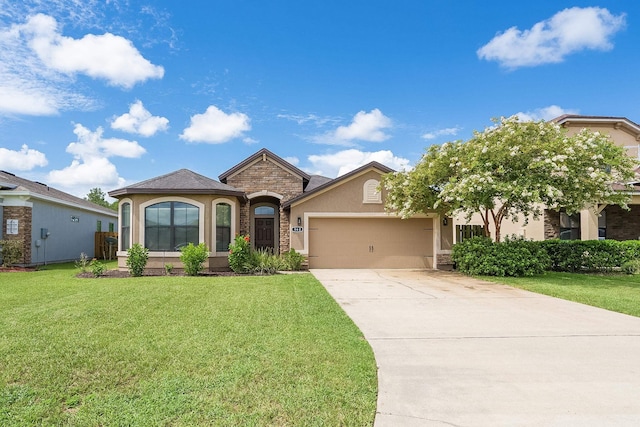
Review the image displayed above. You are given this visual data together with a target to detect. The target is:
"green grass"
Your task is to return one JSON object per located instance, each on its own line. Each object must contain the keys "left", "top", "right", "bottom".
{"left": 484, "top": 272, "right": 640, "bottom": 317}
{"left": 0, "top": 264, "right": 377, "bottom": 426}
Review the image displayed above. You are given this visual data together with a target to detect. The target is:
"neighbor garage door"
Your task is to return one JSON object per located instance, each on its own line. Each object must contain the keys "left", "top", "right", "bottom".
{"left": 308, "top": 217, "right": 433, "bottom": 269}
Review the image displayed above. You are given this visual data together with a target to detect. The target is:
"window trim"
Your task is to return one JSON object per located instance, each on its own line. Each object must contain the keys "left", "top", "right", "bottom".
{"left": 139, "top": 197, "right": 205, "bottom": 253}
{"left": 119, "top": 199, "right": 132, "bottom": 252}
{"left": 213, "top": 198, "right": 237, "bottom": 256}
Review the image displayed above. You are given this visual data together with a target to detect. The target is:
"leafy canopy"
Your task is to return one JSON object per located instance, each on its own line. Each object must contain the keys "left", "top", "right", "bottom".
{"left": 382, "top": 116, "right": 638, "bottom": 241}
{"left": 85, "top": 187, "right": 118, "bottom": 210}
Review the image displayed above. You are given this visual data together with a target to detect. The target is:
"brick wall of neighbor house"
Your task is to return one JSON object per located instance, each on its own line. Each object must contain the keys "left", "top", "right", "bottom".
{"left": 544, "top": 210, "right": 560, "bottom": 240}
{"left": 2, "top": 206, "right": 32, "bottom": 264}
{"left": 605, "top": 205, "right": 640, "bottom": 241}
{"left": 226, "top": 160, "right": 303, "bottom": 201}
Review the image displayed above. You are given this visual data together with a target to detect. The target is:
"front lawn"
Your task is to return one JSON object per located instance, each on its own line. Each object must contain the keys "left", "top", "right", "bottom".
{"left": 484, "top": 272, "right": 640, "bottom": 318}
{"left": 0, "top": 264, "right": 377, "bottom": 426}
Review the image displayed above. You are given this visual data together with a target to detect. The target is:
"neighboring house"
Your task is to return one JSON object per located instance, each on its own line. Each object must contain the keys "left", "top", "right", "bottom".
{"left": 109, "top": 148, "right": 447, "bottom": 270}
{"left": 453, "top": 115, "right": 640, "bottom": 244}
{"left": 0, "top": 170, "right": 118, "bottom": 266}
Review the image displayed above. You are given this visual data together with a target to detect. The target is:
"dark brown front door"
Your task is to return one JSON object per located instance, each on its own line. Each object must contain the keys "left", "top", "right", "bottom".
{"left": 255, "top": 218, "right": 274, "bottom": 250}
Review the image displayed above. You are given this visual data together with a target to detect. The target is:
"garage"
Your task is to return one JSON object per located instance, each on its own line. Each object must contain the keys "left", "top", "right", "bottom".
{"left": 308, "top": 217, "right": 434, "bottom": 269}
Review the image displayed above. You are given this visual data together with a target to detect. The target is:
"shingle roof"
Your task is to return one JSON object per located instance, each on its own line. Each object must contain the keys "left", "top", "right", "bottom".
{"left": 108, "top": 168, "right": 246, "bottom": 198}
{"left": 282, "top": 161, "right": 394, "bottom": 208}
{"left": 0, "top": 170, "right": 117, "bottom": 216}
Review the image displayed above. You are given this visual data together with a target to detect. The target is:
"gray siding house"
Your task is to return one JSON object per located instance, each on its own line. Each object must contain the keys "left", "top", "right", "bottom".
{"left": 0, "top": 170, "right": 118, "bottom": 266}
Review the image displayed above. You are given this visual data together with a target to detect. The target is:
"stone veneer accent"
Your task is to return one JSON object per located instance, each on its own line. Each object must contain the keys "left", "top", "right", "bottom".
{"left": 604, "top": 205, "right": 640, "bottom": 241}
{"left": 2, "top": 206, "right": 32, "bottom": 265}
{"left": 225, "top": 158, "right": 305, "bottom": 253}
{"left": 544, "top": 209, "right": 560, "bottom": 240}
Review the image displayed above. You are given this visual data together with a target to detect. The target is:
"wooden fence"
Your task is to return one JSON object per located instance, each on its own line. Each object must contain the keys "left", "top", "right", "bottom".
{"left": 95, "top": 232, "right": 118, "bottom": 260}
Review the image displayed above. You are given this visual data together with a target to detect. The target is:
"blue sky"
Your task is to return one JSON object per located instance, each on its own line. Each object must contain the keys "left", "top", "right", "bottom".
{"left": 0, "top": 1, "right": 637, "bottom": 199}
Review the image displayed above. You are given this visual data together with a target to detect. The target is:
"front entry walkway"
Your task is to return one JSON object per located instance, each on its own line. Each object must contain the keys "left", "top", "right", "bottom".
{"left": 311, "top": 269, "right": 640, "bottom": 426}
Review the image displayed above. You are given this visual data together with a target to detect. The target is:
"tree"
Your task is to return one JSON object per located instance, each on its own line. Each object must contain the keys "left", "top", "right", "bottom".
{"left": 86, "top": 187, "right": 117, "bottom": 211}
{"left": 382, "top": 116, "right": 638, "bottom": 242}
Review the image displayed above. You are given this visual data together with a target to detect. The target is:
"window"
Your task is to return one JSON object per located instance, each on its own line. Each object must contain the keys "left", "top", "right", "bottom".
{"left": 109, "top": 223, "right": 115, "bottom": 232}
{"left": 96, "top": 220, "right": 102, "bottom": 232}
{"left": 363, "top": 179, "right": 382, "bottom": 203}
{"left": 145, "top": 202, "right": 199, "bottom": 251}
{"left": 121, "top": 203, "right": 131, "bottom": 251}
{"left": 216, "top": 203, "right": 231, "bottom": 252}
{"left": 598, "top": 211, "right": 606, "bottom": 240}
{"left": 255, "top": 206, "right": 275, "bottom": 215}
{"left": 560, "top": 211, "right": 581, "bottom": 240}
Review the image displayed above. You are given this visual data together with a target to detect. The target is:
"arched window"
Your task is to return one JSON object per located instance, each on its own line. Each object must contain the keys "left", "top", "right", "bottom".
{"left": 121, "top": 202, "right": 131, "bottom": 251}
{"left": 216, "top": 203, "right": 231, "bottom": 252}
{"left": 145, "top": 201, "right": 199, "bottom": 251}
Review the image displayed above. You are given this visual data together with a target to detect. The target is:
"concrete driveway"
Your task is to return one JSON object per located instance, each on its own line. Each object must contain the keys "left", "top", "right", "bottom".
{"left": 311, "top": 269, "right": 640, "bottom": 427}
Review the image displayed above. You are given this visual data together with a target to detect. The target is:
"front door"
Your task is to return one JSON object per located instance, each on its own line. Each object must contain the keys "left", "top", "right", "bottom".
{"left": 255, "top": 218, "right": 274, "bottom": 251}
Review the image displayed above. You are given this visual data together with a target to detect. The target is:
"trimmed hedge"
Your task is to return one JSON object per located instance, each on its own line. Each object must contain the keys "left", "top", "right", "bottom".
{"left": 540, "top": 239, "right": 640, "bottom": 273}
{"left": 452, "top": 236, "right": 550, "bottom": 277}
{"left": 452, "top": 237, "right": 640, "bottom": 276}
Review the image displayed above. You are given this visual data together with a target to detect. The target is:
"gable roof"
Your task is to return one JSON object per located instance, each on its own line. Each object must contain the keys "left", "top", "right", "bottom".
{"left": 108, "top": 168, "right": 246, "bottom": 198}
{"left": 553, "top": 115, "right": 640, "bottom": 138}
{"left": 218, "top": 148, "right": 311, "bottom": 183}
{"left": 0, "top": 170, "right": 117, "bottom": 217}
{"left": 282, "top": 161, "right": 394, "bottom": 208}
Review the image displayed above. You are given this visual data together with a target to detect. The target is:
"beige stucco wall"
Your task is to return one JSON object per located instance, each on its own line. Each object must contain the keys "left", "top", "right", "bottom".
{"left": 115, "top": 193, "right": 241, "bottom": 271}
{"left": 288, "top": 170, "right": 390, "bottom": 252}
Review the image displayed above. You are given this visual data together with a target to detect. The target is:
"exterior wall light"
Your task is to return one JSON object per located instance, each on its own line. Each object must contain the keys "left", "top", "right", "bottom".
{"left": 297, "top": 217, "right": 302, "bottom": 226}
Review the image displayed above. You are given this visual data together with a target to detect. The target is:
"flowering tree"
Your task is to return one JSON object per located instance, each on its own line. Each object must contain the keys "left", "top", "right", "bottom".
{"left": 383, "top": 116, "right": 637, "bottom": 242}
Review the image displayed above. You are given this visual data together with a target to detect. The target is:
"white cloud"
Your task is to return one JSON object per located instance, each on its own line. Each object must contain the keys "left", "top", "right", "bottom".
{"left": 477, "top": 7, "right": 626, "bottom": 68}
{"left": 23, "top": 14, "right": 164, "bottom": 88}
{"left": 314, "top": 109, "right": 392, "bottom": 145}
{"left": 277, "top": 113, "right": 341, "bottom": 127}
{"left": 422, "top": 126, "right": 461, "bottom": 140}
{"left": 0, "top": 144, "right": 48, "bottom": 171}
{"left": 0, "top": 16, "right": 96, "bottom": 116}
{"left": 307, "top": 149, "right": 410, "bottom": 178}
{"left": 111, "top": 100, "right": 169, "bottom": 137}
{"left": 46, "top": 124, "right": 144, "bottom": 195}
{"left": 283, "top": 156, "right": 300, "bottom": 166}
{"left": 515, "top": 105, "right": 578, "bottom": 121}
{"left": 180, "top": 105, "right": 251, "bottom": 144}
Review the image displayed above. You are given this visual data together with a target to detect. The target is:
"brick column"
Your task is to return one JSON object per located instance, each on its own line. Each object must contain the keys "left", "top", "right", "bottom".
{"left": 279, "top": 207, "right": 290, "bottom": 254}
{"left": 2, "top": 206, "right": 32, "bottom": 265}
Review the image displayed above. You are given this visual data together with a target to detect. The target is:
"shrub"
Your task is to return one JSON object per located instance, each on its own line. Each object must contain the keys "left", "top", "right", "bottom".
{"left": 164, "top": 263, "right": 174, "bottom": 275}
{"left": 90, "top": 259, "right": 106, "bottom": 277}
{"left": 228, "top": 235, "right": 252, "bottom": 273}
{"left": 540, "top": 239, "right": 640, "bottom": 272}
{"left": 126, "top": 243, "right": 149, "bottom": 277}
{"left": 75, "top": 252, "right": 90, "bottom": 273}
{"left": 622, "top": 259, "right": 640, "bottom": 275}
{"left": 0, "top": 240, "right": 23, "bottom": 267}
{"left": 180, "top": 243, "right": 209, "bottom": 276}
{"left": 452, "top": 236, "right": 550, "bottom": 277}
{"left": 282, "top": 248, "right": 306, "bottom": 271}
{"left": 248, "top": 248, "right": 283, "bottom": 275}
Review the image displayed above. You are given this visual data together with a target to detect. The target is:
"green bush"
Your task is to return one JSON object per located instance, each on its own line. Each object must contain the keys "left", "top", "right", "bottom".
{"left": 90, "top": 259, "right": 106, "bottom": 277}
{"left": 452, "top": 236, "right": 550, "bottom": 277}
{"left": 228, "top": 235, "right": 252, "bottom": 273}
{"left": 180, "top": 243, "right": 209, "bottom": 276}
{"left": 126, "top": 243, "right": 149, "bottom": 277}
{"left": 0, "top": 240, "right": 23, "bottom": 267}
{"left": 282, "top": 248, "right": 305, "bottom": 271}
{"left": 622, "top": 259, "right": 640, "bottom": 275}
{"left": 540, "top": 239, "right": 640, "bottom": 272}
{"left": 248, "top": 248, "right": 283, "bottom": 275}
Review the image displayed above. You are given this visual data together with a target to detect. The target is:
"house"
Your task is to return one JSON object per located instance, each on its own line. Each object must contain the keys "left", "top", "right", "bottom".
{"left": 452, "top": 115, "right": 640, "bottom": 244}
{"left": 108, "top": 148, "right": 448, "bottom": 271}
{"left": 0, "top": 170, "right": 118, "bottom": 266}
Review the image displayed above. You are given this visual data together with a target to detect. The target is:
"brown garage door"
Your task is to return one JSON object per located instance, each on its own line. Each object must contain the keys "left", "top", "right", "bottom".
{"left": 308, "top": 217, "right": 433, "bottom": 269}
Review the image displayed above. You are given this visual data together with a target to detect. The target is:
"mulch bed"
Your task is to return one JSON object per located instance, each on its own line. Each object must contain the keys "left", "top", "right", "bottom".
{"left": 76, "top": 269, "right": 242, "bottom": 278}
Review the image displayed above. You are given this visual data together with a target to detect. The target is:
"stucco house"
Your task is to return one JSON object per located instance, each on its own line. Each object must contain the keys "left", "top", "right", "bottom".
{"left": 109, "top": 148, "right": 450, "bottom": 271}
{"left": 0, "top": 170, "right": 118, "bottom": 266}
{"left": 453, "top": 115, "right": 640, "bottom": 244}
